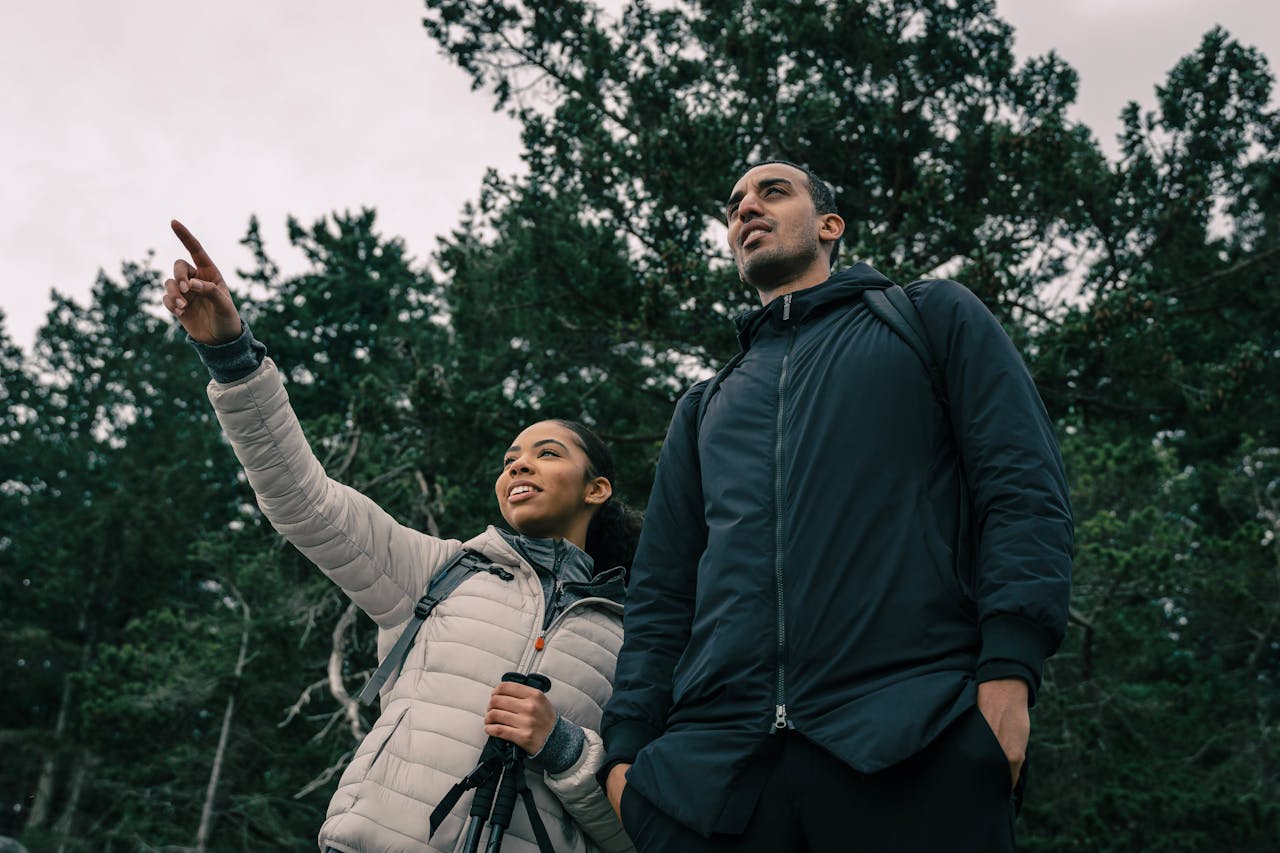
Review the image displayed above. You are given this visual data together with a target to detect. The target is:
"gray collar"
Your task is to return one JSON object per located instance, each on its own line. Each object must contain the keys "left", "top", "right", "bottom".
{"left": 495, "top": 529, "right": 595, "bottom": 585}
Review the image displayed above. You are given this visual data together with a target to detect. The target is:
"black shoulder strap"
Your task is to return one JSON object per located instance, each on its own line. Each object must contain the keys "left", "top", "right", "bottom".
{"left": 356, "top": 548, "right": 492, "bottom": 705}
{"left": 695, "top": 350, "right": 745, "bottom": 431}
{"left": 862, "top": 283, "right": 949, "bottom": 408}
{"left": 696, "top": 282, "right": 948, "bottom": 436}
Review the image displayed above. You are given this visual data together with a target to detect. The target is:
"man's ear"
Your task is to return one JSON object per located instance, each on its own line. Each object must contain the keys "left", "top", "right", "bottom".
{"left": 585, "top": 476, "right": 613, "bottom": 506}
{"left": 819, "top": 212, "right": 845, "bottom": 246}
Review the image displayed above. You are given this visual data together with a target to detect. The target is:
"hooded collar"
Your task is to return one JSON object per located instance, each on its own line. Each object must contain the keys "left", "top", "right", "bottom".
{"left": 470, "top": 526, "right": 625, "bottom": 608}
{"left": 493, "top": 528, "right": 595, "bottom": 586}
{"left": 733, "top": 263, "right": 893, "bottom": 350}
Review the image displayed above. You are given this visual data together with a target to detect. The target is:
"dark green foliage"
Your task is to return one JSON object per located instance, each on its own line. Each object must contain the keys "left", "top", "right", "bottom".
{"left": 1, "top": 2, "right": 1277, "bottom": 849}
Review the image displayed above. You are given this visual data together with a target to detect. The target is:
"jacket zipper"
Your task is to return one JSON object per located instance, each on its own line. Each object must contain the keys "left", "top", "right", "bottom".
{"left": 519, "top": 539, "right": 624, "bottom": 666}
{"left": 772, "top": 309, "right": 797, "bottom": 733}
{"left": 542, "top": 540, "right": 566, "bottom": 631}
{"left": 538, "top": 578, "right": 564, "bottom": 645}
{"left": 527, "top": 594, "right": 624, "bottom": 664}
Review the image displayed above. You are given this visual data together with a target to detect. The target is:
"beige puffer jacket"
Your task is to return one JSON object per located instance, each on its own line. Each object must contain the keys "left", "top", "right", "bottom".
{"left": 207, "top": 359, "right": 634, "bottom": 853}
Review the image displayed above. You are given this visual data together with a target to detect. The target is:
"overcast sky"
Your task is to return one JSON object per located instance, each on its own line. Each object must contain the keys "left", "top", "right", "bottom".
{"left": 2, "top": 1, "right": 1277, "bottom": 353}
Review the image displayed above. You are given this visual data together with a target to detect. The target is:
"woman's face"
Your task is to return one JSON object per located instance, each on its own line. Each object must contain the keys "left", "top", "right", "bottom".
{"left": 495, "top": 421, "right": 611, "bottom": 543}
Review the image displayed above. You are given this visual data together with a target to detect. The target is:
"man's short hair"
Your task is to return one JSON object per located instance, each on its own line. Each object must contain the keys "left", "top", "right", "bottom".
{"left": 744, "top": 159, "right": 842, "bottom": 267}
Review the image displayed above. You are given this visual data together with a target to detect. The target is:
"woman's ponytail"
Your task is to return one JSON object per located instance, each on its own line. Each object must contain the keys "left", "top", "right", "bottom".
{"left": 584, "top": 497, "right": 643, "bottom": 576}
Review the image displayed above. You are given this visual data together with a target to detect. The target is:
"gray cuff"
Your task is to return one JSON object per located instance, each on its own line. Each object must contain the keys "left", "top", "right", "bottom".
{"left": 188, "top": 322, "right": 266, "bottom": 383}
{"left": 527, "top": 715, "right": 585, "bottom": 775}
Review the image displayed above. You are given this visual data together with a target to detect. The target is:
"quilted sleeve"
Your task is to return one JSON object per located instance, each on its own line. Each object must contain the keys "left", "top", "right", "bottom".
{"left": 543, "top": 727, "right": 635, "bottom": 853}
{"left": 206, "top": 358, "right": 462, "bottom": 628}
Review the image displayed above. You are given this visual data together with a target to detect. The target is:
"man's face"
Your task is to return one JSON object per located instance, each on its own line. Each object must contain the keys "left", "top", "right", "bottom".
{"left": 725, "top": 163, "right": 824, "bottom": 290}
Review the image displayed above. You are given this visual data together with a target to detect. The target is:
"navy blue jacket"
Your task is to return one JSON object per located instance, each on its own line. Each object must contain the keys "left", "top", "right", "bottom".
{"left": 601, "top": 265, "right": 1073, "bottom": 836}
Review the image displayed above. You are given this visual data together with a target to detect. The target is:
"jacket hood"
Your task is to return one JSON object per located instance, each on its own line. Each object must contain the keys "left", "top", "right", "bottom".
{"left": 734, "top": 263, "right": 894, "bottom": 349}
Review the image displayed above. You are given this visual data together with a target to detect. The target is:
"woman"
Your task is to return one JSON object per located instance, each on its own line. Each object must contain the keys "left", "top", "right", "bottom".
{"left": 163, "top": 220, "right": 638, "bottom": 853}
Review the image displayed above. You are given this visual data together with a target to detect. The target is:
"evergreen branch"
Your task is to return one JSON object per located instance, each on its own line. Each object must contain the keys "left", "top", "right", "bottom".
{"left": 595, "top": 431, "right": 668, "bottom": 443}
{"left": 1164, "top": 245, "right": 1280, "bottom": 297}
{"left": 999, "top": 294, "right": 1063, "bottom": 328}
{"left": 490, "top": 27, "right": 640, "bottom": 137}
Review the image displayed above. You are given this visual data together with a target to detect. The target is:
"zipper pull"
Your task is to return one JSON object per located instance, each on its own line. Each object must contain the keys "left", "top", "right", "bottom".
{"left": 782, "top": 293, "right": 792, "bottom": 321}
{"left": 534, "top": 635, "right": 546, "bottom": 651}
{"left": 771, "top": 704, "right": 793, "bottom": 732}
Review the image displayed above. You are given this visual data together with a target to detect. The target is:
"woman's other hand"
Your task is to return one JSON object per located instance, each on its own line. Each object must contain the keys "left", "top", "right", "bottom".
{"left": 164, "top": 220, "right": 242, "bottom": 345}
{"left": 484, "top": 680, "right": 558, "bottom": 755}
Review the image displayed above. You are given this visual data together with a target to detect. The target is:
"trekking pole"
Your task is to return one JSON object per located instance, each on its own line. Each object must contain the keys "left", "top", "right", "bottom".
{"left": 483, "top": 751, "right": 521, "bottom": 853}
{"left": 461, "top": 748, "right": 505, "bottom": 853}
{"left": 483, "top": 671, "right": 552, "bottom": 853}
{"left": 431, "top": 733, "right": 506, "bottom": 850}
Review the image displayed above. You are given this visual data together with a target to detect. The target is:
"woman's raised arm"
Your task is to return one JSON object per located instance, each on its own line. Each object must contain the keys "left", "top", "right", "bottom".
{"left": 165, "top": 219, "right": 460, "bottom": 628}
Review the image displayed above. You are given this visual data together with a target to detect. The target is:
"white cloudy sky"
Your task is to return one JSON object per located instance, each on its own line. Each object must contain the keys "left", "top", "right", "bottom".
{"left": 2, "top": 0, "right": 1277, "bottom": 353}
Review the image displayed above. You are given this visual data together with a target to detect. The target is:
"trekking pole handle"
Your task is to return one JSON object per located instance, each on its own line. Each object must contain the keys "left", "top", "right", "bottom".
{"left": 499, "top": 671, "right": 551, "bottom": 692}
{"left": 480, "top": 672, "right": 552, "bottom": 853}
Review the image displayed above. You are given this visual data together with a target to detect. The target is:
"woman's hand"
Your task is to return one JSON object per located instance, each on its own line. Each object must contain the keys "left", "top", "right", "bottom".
{"left": 163, "top": 220, "right": 242, "bottom": 345}
{"left": 484, "top": 680, "right": 558, "bottom": 755}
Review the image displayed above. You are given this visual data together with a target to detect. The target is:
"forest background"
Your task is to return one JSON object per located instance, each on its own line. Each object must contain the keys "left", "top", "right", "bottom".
{"left": 1, "top": 0, "right": 1277, "bottom": 850}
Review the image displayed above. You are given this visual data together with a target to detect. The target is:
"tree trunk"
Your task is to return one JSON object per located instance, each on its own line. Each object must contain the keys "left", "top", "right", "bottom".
{"left": 195, "top": 590, "right": 252, "bottom": 853}
{"left": 52, "top": 750, "right": 92, "bottom": 853}
{"left": 24, "top": 674, "right": 71, "bottom": 830}
{"left": 28, "top": 634, "right": 93, "bottom": 833}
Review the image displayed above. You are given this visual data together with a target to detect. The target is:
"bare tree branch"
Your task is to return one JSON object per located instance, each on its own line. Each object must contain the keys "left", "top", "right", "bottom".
{"left": 278, "top": 678, "right": 330, "bottom": 729}
{"left": 328, "top": 601, "right": 367, "bottom": 743}
{"left": 293, "top": 749, "right": 355, "bottom": 800}
{"left": 355, "top": 463, "right": 415, "bottom": 494}
{"left": 415, "top": 470, "right": 442, "bottom": 538}
{"left": 332, "top": 428, "right": 362, "bottom": 479}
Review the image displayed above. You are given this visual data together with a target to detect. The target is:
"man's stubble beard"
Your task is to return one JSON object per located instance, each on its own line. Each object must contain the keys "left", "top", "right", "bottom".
{"left": 737, "top": 229, "right": 823, "bottom": 296}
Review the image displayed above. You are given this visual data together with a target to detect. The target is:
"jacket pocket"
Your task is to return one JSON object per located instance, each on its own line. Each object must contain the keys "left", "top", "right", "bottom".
{"left": 364, "top": 706, "right": 410, "bottom": 780}
{"left": 964, "top": 706, "right": 1014, "bottom": 796}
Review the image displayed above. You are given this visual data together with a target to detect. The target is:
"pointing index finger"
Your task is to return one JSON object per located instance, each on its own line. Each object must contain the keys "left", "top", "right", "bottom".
{"left": 171, "top": 219, "right": 215, "bottom": 268}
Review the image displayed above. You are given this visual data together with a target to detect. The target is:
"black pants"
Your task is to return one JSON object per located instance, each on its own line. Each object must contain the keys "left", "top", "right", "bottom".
{"left": 620, "top": 707, "right": 1018, "bottom": 853}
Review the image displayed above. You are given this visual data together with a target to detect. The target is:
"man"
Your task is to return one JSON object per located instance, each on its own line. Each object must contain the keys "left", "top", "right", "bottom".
{"left": 599, "top": 161, "right": 1073, "bottom": 851}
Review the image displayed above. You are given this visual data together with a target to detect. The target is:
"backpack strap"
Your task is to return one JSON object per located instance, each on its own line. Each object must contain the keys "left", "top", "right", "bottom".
{"left": 861, "top": 283, "right": 949, "bottom": 408}
{"left": 356, "top": 548, "right": 498, "bottom": 705}
{"left": 697, "top": 283, "right": 948, "bottom": 433}
{"left": 695, "top": 350, "right": 745, "bottom": 431}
